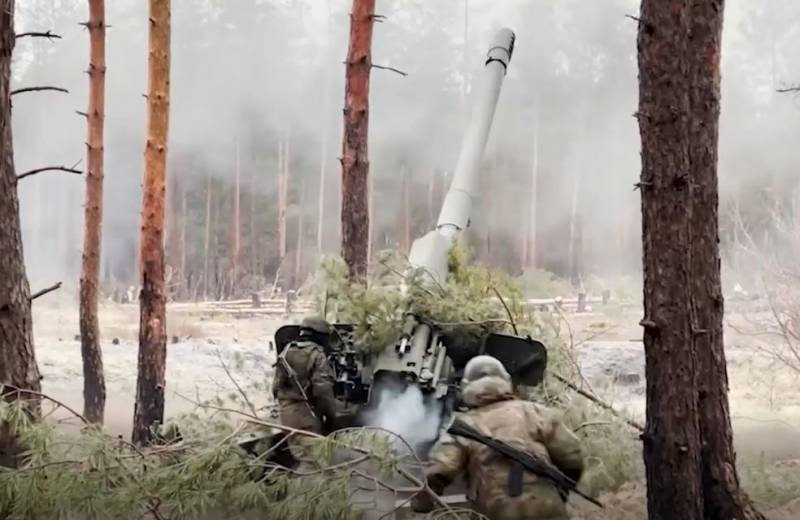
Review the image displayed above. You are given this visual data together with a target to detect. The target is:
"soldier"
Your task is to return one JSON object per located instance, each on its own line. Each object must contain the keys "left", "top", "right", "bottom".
{"left": 271, "top": 316, "right": 342, "bottom": 467}
{"left": 411, "top": 356, "right": 585, "bottom": 519}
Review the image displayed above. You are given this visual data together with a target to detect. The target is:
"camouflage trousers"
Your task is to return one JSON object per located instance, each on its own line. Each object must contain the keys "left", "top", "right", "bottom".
{"left": 278, "top": 401, "right": 324, "bottom": 470}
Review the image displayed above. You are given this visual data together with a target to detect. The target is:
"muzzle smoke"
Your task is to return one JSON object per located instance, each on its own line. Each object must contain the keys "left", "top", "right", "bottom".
{"left": 362, "top": 382, "right": 445, "bottom": 455}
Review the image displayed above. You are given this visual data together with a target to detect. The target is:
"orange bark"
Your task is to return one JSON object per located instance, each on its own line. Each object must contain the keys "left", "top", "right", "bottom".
{"left": 79, "top": 0, "right": 107, "bottom": 424}
{"left": 133, "top": 0, "right": 170, "bottom": 446}
{"left": 340, "top": 0, "right": 375, "bottom": 280}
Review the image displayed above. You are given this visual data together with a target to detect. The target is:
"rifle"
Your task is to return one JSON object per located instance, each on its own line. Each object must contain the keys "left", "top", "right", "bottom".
{"left": 276, "top": 343, "right": 318, "bottom": 420}
{"left": 448, "top": 418, "right": 603, "bottom": 509}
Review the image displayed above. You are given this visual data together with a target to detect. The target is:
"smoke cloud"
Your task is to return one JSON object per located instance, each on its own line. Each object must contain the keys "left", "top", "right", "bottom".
{"left": 361, "top": 382, "right": 444, "bottom": 455}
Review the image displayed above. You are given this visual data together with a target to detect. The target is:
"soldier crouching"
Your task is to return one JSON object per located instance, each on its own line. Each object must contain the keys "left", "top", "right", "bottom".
{"left": 412, "top": 356, "right": 586, "bottom": 520}
{"left": 271, "top": 316, "right": 343, "bottom": 470}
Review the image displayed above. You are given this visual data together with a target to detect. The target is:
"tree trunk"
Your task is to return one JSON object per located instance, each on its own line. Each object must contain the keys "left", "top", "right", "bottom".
{"left": 637, "top": 2, "right": 765, "bottom": 519}
{"left": 278, "top": 139, "right": 287, "bottom": 260}
{"left": 295, "top": 179, "right": 305, "bottom": 288}
{"left": 230, "top": 137, "right": 241, "bottom": 288}
{"left": 340, "top": 0, "right": 375, "bottom": 280}
{"left": 686, "top": 3, "right": 765, "bottom": 519}
{"left": 203, "top": 169, "right": 211, "bottom": 300}
{"left": 401, "top": 163, "right": 410, "bottom": 253}
{"left": 0, "top": 0, "right": 42, "bottom": 468}
{"left": 179, "top": 181, "right": 186, "bottom": 299}
{"left": 317, "top": 0, "right": 333, "bottom": 254}
{"left": 523, "top": 111, "right": 539, "bottom": 269}
{"left": 249, "top": 168, "right": 258, "bottom": 280}
{"left": 567, "top": 163, "right": 583, "bottom": 287}
{"left": 133, "top": 0, "right": 170, "bottom": 447}
{"left": 78, "top": 0, "right": 107, "bottom": 425}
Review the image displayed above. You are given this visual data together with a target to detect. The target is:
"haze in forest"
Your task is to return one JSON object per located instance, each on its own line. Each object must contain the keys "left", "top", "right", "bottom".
{"left": 12, "top": 0, "right": 800, "bottom": 296}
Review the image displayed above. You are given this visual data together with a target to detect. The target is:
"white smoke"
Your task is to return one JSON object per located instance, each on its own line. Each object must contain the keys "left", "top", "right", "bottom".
{"left": 362, "top": 383, "right": 444, "bottom": 454}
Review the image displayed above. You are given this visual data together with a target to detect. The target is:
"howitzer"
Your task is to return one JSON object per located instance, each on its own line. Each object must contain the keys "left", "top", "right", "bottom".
{"left": 269, "top": 28, "right": 548, "bottom": 455}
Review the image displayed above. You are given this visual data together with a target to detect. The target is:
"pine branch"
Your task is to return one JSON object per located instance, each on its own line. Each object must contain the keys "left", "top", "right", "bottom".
{"left": 371, "top": 63, "right": 408, "bottom": 76}
{"left": 2, "top": 383, "right": 88, "bottom": 425}
{"left": 30, "top": 281, "right": 62, "bottom": 301}
{"left": 552, "top": 373, "right": 645, "bottom": 432}
{"left": 18, "top": 162, "right": 83, "bottom": 180}
{"left": 11, "top": 86, "right": 69, "bottom": 96}
{"left": 214, "top": 350, "right": 259, "bottom": 417}
{"left": 16, "top": 30, "right": 62, "bottom": 40}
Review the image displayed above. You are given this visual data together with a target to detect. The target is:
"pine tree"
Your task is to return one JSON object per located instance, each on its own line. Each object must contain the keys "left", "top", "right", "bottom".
{"left": 133, "top": 0, "right": 171, "bottom": 446}
{"left": 340, "top": 0, "right": 375, "bottom": 280}
{"left": 78, "top": 0, "right": 107, "bottom": 425}
{"left": 637, "top": 1, "right": 766, "bottom": 518}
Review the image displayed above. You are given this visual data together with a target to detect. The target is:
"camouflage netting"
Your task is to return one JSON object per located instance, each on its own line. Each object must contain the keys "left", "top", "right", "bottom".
{"left": 314, "top": 242, "right": 561, "bottom": 358}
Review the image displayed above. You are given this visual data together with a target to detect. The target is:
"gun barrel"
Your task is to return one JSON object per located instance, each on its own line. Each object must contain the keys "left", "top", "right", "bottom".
{"left": 437, "top": 27, "right": 515, "bottom": 235}
{"left": 407, "top": 28, "right": 514, "bottom": 286}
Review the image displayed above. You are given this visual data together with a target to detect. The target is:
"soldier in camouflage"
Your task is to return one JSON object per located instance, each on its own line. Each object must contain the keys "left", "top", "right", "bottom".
{"left": 271, "top": 316, "right": 342, "bottom": 467}
{"left": 412, "top": 355, "right": 585, "bottom": 519}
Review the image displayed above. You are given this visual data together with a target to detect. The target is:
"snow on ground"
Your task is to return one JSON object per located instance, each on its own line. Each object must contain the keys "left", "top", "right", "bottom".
{"left": 32, "top": 298, "right": 800, "bottom": 461}
{"left": 33, "top": 299, "right": 282, "bottom": 437}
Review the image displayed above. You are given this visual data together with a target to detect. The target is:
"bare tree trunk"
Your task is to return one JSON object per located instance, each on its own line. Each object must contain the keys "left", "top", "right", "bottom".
{"left": 0, "top": 0, "right": 42, "bottom": 468}
{"left": 249, "top": 169, "right": 258, "bottom": 279}
{"left": 524, "top": 111, "right": 539, "bottom": 269}
{"left": 277, "top": 139, "right": 287, "bottom": 260}
{"left": 637, "top": 1, "right": 765, "bottom": 519}
{"left": 202, "top": 169, "right": 211, "bottom": 300}
{"left": 341, "top": 0, "right": 375, "bottom": 280}
{"left": 401, "top": 163, "right": 410, "bottom": 253}
{"left": 295, "top": 179, "right": 305, "bottom": 288}
{"left": 230, "top": 137, "right": 241, "bottom": 288}
{"left": 567, "top": 162, "right": 583, "bottom": 287}
{"left": 179, "top": 181, "right": 186, "bottom": 299}
{"left": 686, "top": 3, "right": 765, "bottom": 519}
{"left": 79, "top": 0, "right": 107, "bottom": 425}
{"left": 133, "top": 0, "right": 170, "bottom": 447}
{"left": 317, "top": 0, "right": 333, "bottom": 254}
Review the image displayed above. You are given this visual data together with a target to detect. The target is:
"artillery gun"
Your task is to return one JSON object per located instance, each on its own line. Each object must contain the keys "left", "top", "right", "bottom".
{"left": 269, "top": 28, "right": 549, "bottom": 448}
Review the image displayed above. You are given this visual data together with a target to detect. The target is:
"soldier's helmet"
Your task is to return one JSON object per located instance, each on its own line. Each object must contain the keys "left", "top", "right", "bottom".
{"left": 299, "top": 316, "right": 332, "bottom": 337}
{"left": 461, "top": 355, "right": 511, "bottom": 385}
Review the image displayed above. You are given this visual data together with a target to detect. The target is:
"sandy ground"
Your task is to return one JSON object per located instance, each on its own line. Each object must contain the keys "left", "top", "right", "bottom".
{"left": 33, "top": 297, "right": 283, "bottom": 437}
{"left": 29, "top": 296, "right": 800, "bottom": 517}
{"left": 32, "top": 297, "right": 800, "bottom": 454}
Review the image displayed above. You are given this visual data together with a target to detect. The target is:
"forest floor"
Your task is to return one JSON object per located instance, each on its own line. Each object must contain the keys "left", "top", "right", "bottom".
{"left": 31, "top": 294, "right": 800, "bottom": 519}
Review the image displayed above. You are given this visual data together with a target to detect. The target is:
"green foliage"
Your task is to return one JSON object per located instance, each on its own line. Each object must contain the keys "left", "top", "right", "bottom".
{"left": 557, "top": 396, "right": 644, "bottom": 496}
{"left": 316, "top": 243, "right": 548, "bottom": 355}
{"left": 0, "top": 397, "right": 412, "bottom": 520}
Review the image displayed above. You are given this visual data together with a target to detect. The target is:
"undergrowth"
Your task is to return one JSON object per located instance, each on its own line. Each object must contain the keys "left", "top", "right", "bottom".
{"left": 0, "top": 392, "right": 409, "bottom": 520}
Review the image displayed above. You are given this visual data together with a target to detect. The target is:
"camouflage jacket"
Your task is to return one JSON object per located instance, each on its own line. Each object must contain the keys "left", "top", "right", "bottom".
{"left": 271, "top": 339, "right": 341, "bottom": 429}
{"left": 417, "top": 376, "right": 585, "bottom": 520}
